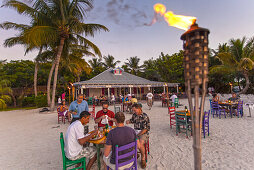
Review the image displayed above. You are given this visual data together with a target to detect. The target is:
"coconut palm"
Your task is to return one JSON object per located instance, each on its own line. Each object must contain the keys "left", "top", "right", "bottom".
{"left": 103, "top": 55, "right": 120, "bottom": 69}
{"left": 124, "top": 56, "right": 142, "bottom": 75}
{"left": 0, "top": 80, "right": 12, "bottom": 109}
{"left": 88, "top": 58, "right": 105, "bottom": 76}
{"left": 3, "top": 0, "right": 109, "bottom": 110}
{"left": 211, "top": 37, "right": 254, "bottom": 94}
{"left": 0, "top": 21, "right": 46, "bottom": 97}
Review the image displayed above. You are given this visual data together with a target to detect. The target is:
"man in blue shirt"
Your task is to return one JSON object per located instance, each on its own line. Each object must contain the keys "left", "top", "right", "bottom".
{"left": 69, "top": 94, "right": 89, "bottom": 124}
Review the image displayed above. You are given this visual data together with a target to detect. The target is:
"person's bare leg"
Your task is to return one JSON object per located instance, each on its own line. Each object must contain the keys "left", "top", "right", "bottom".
{"left": 139, "top": 140, "right": 146, "bottom": 161}
{"left": 87, "top": 154, "right": 97, "bottom": 170}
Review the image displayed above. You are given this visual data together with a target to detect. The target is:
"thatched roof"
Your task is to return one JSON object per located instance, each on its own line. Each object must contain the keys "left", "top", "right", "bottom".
{"left": 74, "top": 68, "right": 179, "bottom": 88}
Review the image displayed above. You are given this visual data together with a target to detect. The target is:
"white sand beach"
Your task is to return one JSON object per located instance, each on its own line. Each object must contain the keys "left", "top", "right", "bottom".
{"left": 1, "top": 98, "right": 254, "bottom": 170}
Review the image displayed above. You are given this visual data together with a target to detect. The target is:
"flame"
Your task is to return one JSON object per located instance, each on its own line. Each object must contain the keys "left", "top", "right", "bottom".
{"left": 153, "top": 3, "right": 196, "bottom": 31}
{"left": 153, "top": 3, "right": 166, "bottom": 16}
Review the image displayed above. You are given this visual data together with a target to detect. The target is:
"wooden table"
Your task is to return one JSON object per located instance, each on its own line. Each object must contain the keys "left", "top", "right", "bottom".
{"left": 175, "top": 110, "right": 191, "bottom": 117}
{"left": 218, "top": 102, "right": 238, "bottom": 118}
{"left": 89, "top": 136, "right": 106, "bottom": 170}
{"left": 89, "top": 126, "right": 116, "bottom": 170}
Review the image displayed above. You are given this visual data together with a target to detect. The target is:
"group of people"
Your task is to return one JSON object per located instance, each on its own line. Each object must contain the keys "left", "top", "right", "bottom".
{"left": 64, "top": 93, "right": 150, "bottom": 169}
{"left": 212, "top": 92, "right": 240, "bottom": 114}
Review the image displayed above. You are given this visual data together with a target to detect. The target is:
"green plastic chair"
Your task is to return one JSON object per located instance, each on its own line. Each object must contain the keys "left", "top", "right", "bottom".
{"left": 60, "top": 132, "right": 86, "bottom": 170}
{"left": 88, "top": 97, "right": 93, "bottom": 105}
{"left": 174, "top": 98, "right": 179, "bottom": 108}
{"left": 175, "top": 111, "right": 191, "bottom": 138}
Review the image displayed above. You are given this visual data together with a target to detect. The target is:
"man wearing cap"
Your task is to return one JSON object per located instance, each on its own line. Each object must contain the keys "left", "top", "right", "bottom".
{"left": 126, "top": 103, "right": 150, "bottom": 169}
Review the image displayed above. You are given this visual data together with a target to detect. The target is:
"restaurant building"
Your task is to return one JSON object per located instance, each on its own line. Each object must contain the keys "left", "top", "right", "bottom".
{"left": 73, "top": 67, "right": 179, "bottom": 99}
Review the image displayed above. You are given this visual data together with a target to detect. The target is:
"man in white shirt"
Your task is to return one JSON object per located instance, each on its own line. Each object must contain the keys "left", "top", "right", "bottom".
{"left": 146, "top": 91, "right": 154, "bottom": 110}
{"left": 65, "top": 111, "right": 98, "bottom": 170}
{"left": 170, "top": 93, "right": 178, "bottom": 103}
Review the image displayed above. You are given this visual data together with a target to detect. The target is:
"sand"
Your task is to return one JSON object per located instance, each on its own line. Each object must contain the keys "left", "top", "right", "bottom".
{"left": 1, "top": 97, "right": 254, "bottom": 170}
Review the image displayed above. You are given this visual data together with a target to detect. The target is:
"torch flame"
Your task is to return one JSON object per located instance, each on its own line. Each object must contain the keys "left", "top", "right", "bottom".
{"left": 153, "top": 3, "right": 196, "bottom": 31}
{"left": 153, "top": 3, "right": 166, "bottom": 16}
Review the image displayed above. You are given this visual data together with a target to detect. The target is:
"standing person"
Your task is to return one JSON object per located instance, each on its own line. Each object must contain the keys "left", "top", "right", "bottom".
{"left": 126, "top": 103, "right": 150, "bottom": 169}
{"left": 131, "top": 95, "right": 138, "bottom": 104}
{"left": 111, "top": 93, "right": 115, "bottom": 105}
{"left": 62, "top": 92, "right": 66, "bottom": 101}
{"left": 64, "top": 111, "right": 97, "bottom": 170}
{"left": 146, "top": 91, "right": 154, "bottom": 110}
{"left": 69, "top": 94, "right": 89, "bottom": 124}
{"left": 58, "top": 96, "right": 62, "bottom": 106}
{"left": 103, "top": 112, "right": 138, "bottom": 170}
{"left": 95, "top": 102, "right": 115, "bottom": 128}
{"left": 170, "top": 92, "right": 178, "bottom": 103}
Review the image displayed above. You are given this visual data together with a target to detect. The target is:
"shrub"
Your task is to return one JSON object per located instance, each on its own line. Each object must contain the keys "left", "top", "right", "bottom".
{"left": 22, "top": 96, "right": 35, "bottom": 107}
{"left": 35, "top": 95, "right": 47, "bottom": 108}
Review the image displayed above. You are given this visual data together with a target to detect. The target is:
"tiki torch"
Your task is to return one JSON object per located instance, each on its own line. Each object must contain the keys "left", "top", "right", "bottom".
{"left": 181, "top": 22, "right": 210, "bottom": 170}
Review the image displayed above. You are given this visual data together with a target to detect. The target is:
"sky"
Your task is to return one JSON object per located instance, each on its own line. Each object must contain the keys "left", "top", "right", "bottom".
{"left": 0, "top": 0, "right": 254, "bottom": 64}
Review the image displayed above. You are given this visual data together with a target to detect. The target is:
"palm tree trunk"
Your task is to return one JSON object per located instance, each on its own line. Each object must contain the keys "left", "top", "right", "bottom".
{"left": 50, "top": 37, "right": 65, "bottom": 111}
{"left": 238, "top": 72, "right": 250, "bottom": 94}
{"left": 34, "top": 47, "right": 43, "bottom": 97}
{"left": 34, "top": 62, "right": 39, "bottom": 97}
{"left": 47, "top": 61, "right": 55, "bottom": 106}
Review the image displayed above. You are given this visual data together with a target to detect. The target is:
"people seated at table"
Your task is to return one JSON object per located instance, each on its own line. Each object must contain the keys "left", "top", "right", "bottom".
{"left": 64, "top": 111, "right": 98, "bottom": 170}
{"left": 212, "top": 93, "right": 220, "bottom": 102}
{"left": 57, "top": 100, "right": 70, "bottom": 121}
{"left": 103, "top": 112, "right": 138, "bottom": 170}
{"left": 170, "top": 92, "right": 178, "bottom": 103}
{"left": 69, "top": 94, "right": 89, "bottom": 124}
{"left": 126, "top": 103, "right": 150, "bottom": 169}
{"left": 95, "top": 102, "right": 115, "bottom": 128}
{"left": 228, "top": 93, "right": 239, "bottom": 102}
{"left": 131, "top": 95, "right": 138, "bottom": 104}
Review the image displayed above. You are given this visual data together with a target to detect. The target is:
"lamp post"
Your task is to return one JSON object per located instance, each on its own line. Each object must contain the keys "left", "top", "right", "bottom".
{"left": 69, "top": 82, "right": 74, "bottom": 101}
{"left": 67, "top": 86, "right": 71, "bottom": 104}
{"left": 181, "top": 22, "right": 210, "bottom": 170}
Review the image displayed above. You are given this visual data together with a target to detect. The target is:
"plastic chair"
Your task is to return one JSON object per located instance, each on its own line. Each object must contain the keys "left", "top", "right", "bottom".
{"left": 202, "top": 111, "right": 210, "bottom": 138}
{"left": 57, "top": 107, "right": 66, "bottom": 124}
{"left": 168, "top": 106, "right": 176, "bottom": 128}
{"left": 89, "top": 104, "right": 95, "bottom": 119}
{"left": 209, "top": 99, "right": 213, "bottom": 115}
{"left": 175, "top": 111, "right": 191, "bottom": 138}
{"left": 107, "top": 139, "right": 138, "bottom": 170}
{"left": 211, "top": 101, "right": 226, "bottom": 119}
{"left": 236, "top": 101, "right": 243, "bottom": 118}
{"left": 144, "top": 138, "right": 150, "bottom": 162}
{"left": 88, "top": 97, "right": 93, "bottom": 105}
{"left": 174, "top": 98, "right": 179, "bottom": 108}
{"left": 114, "top": 105, "right": 121, "bottom": 114}
{"left": 60, "top": 132, "right": 86, "bottom": 170}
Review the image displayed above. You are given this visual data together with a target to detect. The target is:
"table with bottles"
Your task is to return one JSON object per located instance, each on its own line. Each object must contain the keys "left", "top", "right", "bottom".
{"left": 89, "top": 125, "right": 115, "bottom": 170}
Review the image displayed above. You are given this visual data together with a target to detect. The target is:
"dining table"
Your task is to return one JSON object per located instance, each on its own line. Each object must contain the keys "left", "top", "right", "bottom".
{"left": 218, "top": 101, "right": 238, "bottom": 118}
{"left": 88, "top": 126, "right": 115, "bottom": 170}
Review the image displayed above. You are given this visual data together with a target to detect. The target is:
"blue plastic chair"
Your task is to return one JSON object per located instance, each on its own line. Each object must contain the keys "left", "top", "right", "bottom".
{"left": 212, "top": 101, "right": 226, "bottom": 119}
{"left": 107, "top": 140, "right": 138, "bottom": 170}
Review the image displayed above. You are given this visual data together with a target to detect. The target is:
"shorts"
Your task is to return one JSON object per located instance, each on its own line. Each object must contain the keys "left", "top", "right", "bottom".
{"left": 103, "top": 152, "right": 134, "bottom": 170}
{"left": 137, "top": 133, "right": 149, "bottom": 143}
{"left": 147, "top": 99, "right": 153, "bottom": 106}
{"left": 70, "top": 146, "right": 96, "bottom": 161}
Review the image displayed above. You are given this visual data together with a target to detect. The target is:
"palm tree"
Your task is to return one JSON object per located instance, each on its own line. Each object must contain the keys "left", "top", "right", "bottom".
{"left": 0, "top": 22, "right": 40, "bottom": 97}
{"left": 3, "top": 0, "right": 109, "bottom": 110}
{"left": 211, "top": 37, "right": 254, "bottom": 94}
{"left": 0, "top": 80, "right": 12, "bottom": 109}
{"left": 88, "top": 58, "right": 105, "bottom": 76}
{"left": 124, "top": 56, "right": 142, "bottom": 75}
{"left": 103, "top": 55, "right": 120, "bottom": 69}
